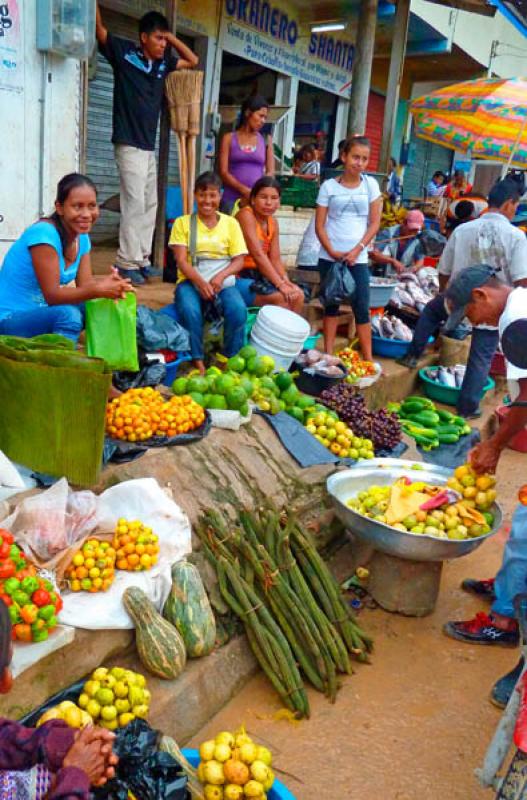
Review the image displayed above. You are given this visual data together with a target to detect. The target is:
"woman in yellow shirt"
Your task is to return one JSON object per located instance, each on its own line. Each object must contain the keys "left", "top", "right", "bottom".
{"left": 169, "top": 172, "right": 248, "bottom": 373}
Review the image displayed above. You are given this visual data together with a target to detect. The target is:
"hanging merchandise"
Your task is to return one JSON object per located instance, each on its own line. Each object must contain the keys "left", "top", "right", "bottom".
{"left": 165, "top": 70, "right": 205, "bottom": 214}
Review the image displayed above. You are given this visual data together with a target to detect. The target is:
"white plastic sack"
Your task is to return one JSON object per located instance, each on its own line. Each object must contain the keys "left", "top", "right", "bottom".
{"left": 1, "top": 479, "right": 98, "bottom": 563}
{"left": 58, "top": 478, "right": 192, "bottom": 630}
{"left": 208, "top": 406, "right": 253, "bottom": 431}
{"left": 0, "top": 452, "right": 37, "bottom": 502}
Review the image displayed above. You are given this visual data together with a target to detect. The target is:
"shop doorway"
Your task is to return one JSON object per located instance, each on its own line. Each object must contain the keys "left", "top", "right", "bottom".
{"left": 294, "top": 82, "right": 338, "bottom": 166}
{"left": 219, "top": 52, "right": 277, "bottom": 108}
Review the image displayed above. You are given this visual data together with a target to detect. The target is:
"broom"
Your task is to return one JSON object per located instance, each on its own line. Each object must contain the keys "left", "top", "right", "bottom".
{"left": 165, "top": 70, "right": 204, "bottom": 215}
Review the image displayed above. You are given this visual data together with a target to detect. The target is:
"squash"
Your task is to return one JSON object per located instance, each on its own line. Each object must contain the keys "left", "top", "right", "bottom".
{"left": 163, "top": 560, "right": 216, "bottom": 658}
{"left": 123, "top": 586, "right": 186, "bottom": 680}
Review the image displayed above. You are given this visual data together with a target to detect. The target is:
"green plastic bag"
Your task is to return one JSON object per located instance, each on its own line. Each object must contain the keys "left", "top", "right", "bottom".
{"left": 85, "top": 292, "right": 139, "bottom": 371}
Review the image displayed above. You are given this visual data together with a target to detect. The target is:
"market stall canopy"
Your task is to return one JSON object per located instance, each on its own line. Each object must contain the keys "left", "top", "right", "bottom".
{"left": 410, "top": 77, "right": 527, "bottom": 167}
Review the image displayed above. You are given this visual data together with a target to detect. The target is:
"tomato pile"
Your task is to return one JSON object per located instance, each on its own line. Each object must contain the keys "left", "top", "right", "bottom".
{"left": 65, "top": 539, "right": 116, "bottom": 593}
{"left": 112, "top": 519, "right": 159, "bottom": 572}
{"left": 106, "top": 387, "right": 206, "bottom": 442}
{"left": 336, "top": 347, "right": 377, "bottom": 384}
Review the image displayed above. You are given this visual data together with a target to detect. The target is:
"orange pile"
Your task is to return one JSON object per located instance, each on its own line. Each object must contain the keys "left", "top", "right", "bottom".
{"left": 112, "top": 519, "right": 160, "bottom": 572}
{"left": 106, "top": 388, "right": 206, "bottom": 442}
{"left": 65, "top": 539, "right": 116, "bottom": 593}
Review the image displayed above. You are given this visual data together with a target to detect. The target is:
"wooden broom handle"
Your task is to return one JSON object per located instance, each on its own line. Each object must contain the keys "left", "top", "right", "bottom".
{"left": 178, "top": 132, "right": 189, "bottom": 215}
{"left": 187, "top": 135, "right": 197, "bottom": 215}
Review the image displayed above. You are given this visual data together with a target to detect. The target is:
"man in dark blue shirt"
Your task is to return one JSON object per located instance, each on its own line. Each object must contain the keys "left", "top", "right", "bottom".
{"left": 96, "top": 3, "right": 198, "bottom": 284}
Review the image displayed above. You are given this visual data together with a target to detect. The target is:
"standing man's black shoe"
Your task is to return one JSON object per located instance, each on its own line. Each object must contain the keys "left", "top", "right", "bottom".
{"left": 491, "top": 657, "right": 525, "bottom": 709}
{"left": 396, "top": 353, "right": 418, "bottom": 368}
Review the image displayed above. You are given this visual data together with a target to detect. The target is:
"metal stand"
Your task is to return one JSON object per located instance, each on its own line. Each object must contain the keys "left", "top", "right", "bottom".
{"left": 368, "top": 550, "right": 443, "bottom": 617}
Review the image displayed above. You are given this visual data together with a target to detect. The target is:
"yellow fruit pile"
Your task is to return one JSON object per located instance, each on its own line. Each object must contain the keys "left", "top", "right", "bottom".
{"left": 112, "top": 518, "right": 160, "bottom": 572}
{"left": 446, "top": 463, "right": 497, "bottom": 511}
{"left": 106, "top": 387, "right": 206, "bottom": 442}
{"left": 380, "top": 197, "right": 407, "bottom": 229}
{"left": 65, "top": 539, "right": 116, "bottom": 593}
{"left": 198, "top": 729, "right": 274, "bottom": 800}
{"left": 78, "top": 666, "right": 150, "bottom": 730}
{"left": 37, "top": 700, "right": 92, "bottom": 729}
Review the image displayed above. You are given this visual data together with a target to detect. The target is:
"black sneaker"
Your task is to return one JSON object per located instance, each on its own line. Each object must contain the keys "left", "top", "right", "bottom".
{"left": 459, "top": 408, "right": 482, "bottom": 420}
{"left": 116, "top": 267, "right": 145, "bottom": 286}
{"left": 461, "top": 577, "right": 496, "bottom": 600}
{"left": 140, "top": 264, "right": 163, "bottom": 279}
{"left": 490, "top": 657, "right": 525, "bottom": 709}
{"left": 396, "top": 353, "right": 418, "bottom": 368}
{"left": 443, "top": 612, "right": 519, "bottom": 647}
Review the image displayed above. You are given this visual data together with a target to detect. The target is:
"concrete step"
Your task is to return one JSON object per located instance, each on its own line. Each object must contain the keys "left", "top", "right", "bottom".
{"left": 105, "top": 636, "right": 258, "bottom": 743}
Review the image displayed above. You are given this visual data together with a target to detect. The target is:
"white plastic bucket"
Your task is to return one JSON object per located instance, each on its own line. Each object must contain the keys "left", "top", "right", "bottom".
{"left": 250, "top": 330, "right": 302, "bottom": 372}
{"left": 255, "top": 305, "right": 310, "bottom": 342}
{"left": 251, "top": 321, "right": 306, "bottom": 352}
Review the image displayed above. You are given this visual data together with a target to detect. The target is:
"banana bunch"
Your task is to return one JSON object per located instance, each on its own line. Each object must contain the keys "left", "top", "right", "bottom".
{"left": 381, "top": 196, "right": 407, "bottom": 229}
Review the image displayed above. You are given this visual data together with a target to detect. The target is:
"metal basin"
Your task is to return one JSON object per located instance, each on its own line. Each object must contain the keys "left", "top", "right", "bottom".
{"left": 327, "top": 458, "right": 503, "bottom": 562}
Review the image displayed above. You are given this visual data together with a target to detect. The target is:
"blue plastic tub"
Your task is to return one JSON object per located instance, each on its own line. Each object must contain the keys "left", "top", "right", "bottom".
{"left": 183, "top": 749, "right": 296, "bottom": 799}
{"left": 372, "top": 335, "right": 434, "bottom": 359}
{"left": 163, "top": 354, "right": 192, "bottom": 386}
{"left": 372, "top": 335, "right": 410, "bottom": 358}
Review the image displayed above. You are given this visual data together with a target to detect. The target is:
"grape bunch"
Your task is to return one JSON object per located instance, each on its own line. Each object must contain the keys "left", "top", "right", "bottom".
{"left": 320, "top": 385, "right": 401, "bottom": 453}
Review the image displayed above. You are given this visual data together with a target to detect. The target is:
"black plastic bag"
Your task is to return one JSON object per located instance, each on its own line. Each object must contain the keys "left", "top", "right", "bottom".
{"left": 113, "top": 358, "right": 167, "bottom": 391}
{"left": 137, "top": 305, "right": 190, "bottom": 352}
{"left": 93, "top": 720, "right": 189, "bottom": 800}
{"left": 318, "top": 261, "right": 356, "bottom": 309}
{"left": 105, "top": 411, "right": 212, "bottom": 464}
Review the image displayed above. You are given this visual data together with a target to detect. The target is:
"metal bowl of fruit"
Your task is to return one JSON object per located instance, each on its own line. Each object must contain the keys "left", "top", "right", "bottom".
{"left": 327, "top": 459, "right": 503, "bottom": 562}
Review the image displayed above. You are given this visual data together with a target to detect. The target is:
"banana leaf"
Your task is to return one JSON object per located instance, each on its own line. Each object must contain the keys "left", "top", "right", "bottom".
{"left": 0, "top": 342, "right": 111, "bottom": 486}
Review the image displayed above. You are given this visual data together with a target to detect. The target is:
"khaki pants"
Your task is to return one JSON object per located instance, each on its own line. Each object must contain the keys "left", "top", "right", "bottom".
{"left": 114, "top": 144, "right": 158, "bottom": 271}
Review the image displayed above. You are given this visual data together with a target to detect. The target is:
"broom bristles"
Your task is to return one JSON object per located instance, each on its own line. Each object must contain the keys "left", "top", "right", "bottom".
{"left": 165, "top": 70, "right": 204, "bottom": 106}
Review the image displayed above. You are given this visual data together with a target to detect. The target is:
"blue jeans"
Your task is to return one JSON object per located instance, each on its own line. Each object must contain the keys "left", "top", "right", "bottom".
{"left": 407, "top": 294, "right": 447, "bottom": 358}
{"left": 0, "top": 305, "right": 84, "bottom": 343}
{"left": 457, "top": 328, "right": 499, "bottom": 417}
{"left": 318, "top": 258, "right": 370, "bottom": 324}
{"left": 492, "top": 505, "right": 527, "bottom": 619}
{"left": 174, "top": 281, "right": 247, "bottom": 360}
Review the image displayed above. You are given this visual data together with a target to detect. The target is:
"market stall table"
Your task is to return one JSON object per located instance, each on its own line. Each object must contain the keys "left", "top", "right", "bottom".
{"left": 327, "top": 459, "right": 503, "bottom": 616}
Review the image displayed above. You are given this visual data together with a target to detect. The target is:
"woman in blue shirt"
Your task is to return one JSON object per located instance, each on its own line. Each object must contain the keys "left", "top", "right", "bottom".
{"left": 0, "top": 173, "right": 133, "bottom": 343}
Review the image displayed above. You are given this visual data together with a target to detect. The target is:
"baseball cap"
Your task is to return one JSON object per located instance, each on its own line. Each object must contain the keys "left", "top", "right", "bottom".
{"left": 405, "top": 209, "right": 425, "bottom": 231}
{"left": 443, "top": 264, "right": 497, "bottom": 333}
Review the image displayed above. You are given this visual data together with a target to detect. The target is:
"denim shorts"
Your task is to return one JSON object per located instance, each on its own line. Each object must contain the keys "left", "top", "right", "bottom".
{"left": 317, "top": 258, "right": 371, "bottom": 324}
{"left": 236, "top": 277, "right": 256, "bottom": 306}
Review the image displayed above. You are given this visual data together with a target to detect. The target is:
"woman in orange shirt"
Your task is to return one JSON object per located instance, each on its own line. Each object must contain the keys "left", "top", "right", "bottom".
{"left": 236, "top": 177, "right": 304, "bottom": 313}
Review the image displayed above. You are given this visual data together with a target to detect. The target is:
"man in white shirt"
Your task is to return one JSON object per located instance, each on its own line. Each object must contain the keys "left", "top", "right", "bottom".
{"left": 442, "top": 265, "right": 527, "bottom": 702}
{"left": 398, "top": 179, "right": 527, "bottom": 417}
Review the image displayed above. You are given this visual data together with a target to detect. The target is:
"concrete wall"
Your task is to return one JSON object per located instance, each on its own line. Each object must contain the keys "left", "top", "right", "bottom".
{"left": 412, "top": 0, "right": 527, "bottom": 76}
{"left": 0, "top": 1, "right": 82, "bottom": 261}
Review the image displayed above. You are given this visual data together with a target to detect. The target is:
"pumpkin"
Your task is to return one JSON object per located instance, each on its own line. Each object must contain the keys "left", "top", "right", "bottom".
{"left": 123, "top": 586, "right": 186, "bottom": 679}
{"left": 163, "top": 560, "right": 216, "bottom": 658}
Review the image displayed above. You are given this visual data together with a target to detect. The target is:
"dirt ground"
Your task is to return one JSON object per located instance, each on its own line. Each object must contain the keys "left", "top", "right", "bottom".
{"left": 190, "top": 451, "right": 525, "bottom": 800}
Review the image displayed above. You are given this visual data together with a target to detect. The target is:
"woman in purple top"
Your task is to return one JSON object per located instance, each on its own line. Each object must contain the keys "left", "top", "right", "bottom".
{"left": 0, "top": 602, "right": 118, "bottom": 799}
{"left": 219, "top": 95, "right": 275, "bottom": 213}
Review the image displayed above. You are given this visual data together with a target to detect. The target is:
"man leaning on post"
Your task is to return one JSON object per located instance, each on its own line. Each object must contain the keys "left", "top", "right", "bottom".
{"left": 95, "top": 2, "right": 198, "bottom": 285}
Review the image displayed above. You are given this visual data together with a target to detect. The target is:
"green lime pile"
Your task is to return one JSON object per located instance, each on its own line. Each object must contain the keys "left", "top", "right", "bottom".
{"left": 172, "top": 346, "right": 332, "bottom": 420}
{"left": 171, "top": 346, "right": 273, "bottom": 415}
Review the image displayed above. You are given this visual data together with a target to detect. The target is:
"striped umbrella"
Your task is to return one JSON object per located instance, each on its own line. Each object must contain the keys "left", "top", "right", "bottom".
{"left": 410, "top": 77, "right": 527, "bottom": 167}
